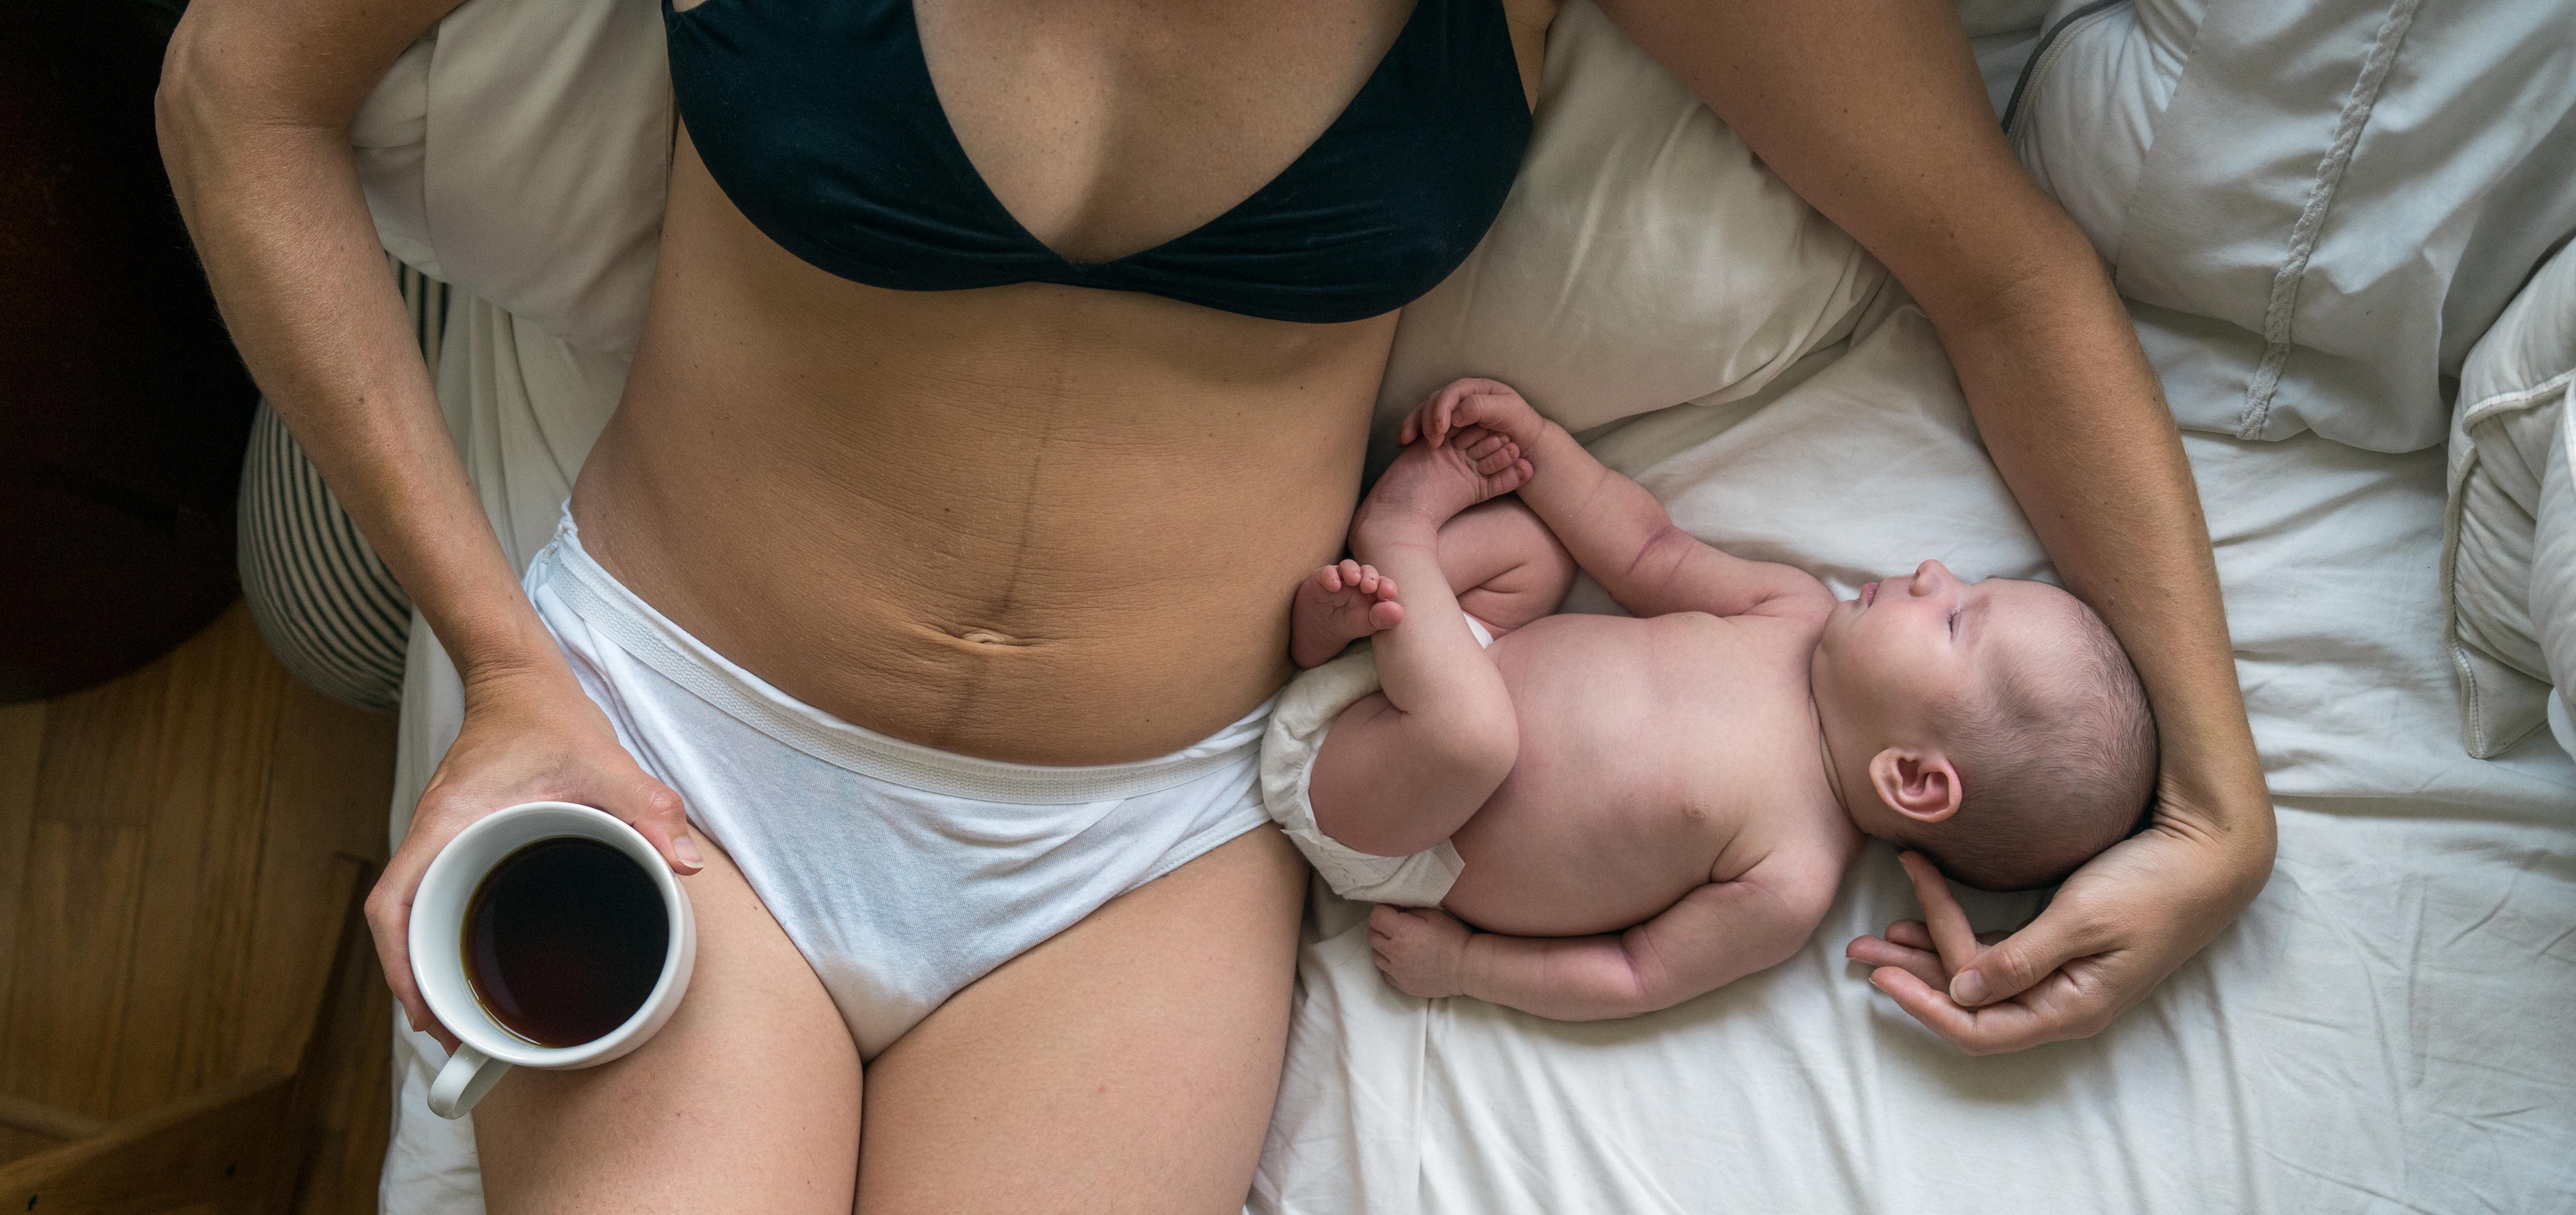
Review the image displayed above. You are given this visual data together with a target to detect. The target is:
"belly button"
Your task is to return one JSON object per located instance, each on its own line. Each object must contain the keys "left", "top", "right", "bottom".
{"left": 948, "top": 626, "right": 1036, "bottom": 648}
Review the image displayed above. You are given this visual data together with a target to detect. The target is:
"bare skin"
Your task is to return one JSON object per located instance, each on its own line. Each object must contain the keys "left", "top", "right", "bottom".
{"left": 1314, "top": 381, "right": 2127, "bottom": 1022}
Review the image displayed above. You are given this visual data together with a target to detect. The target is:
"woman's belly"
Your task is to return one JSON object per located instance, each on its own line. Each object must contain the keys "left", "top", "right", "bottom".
{"left": 570, "top": 151, "right": 1398, "bottom": 765}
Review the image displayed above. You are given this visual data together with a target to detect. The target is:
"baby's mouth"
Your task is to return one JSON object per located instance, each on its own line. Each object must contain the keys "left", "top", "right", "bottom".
{"left": 1860, "top": 581, "right": 1879, "bottom": 607}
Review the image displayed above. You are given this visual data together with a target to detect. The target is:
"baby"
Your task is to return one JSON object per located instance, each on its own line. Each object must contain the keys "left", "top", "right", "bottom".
{"left": 1261, "top": 377, "right": 2157, "bottom": 1021}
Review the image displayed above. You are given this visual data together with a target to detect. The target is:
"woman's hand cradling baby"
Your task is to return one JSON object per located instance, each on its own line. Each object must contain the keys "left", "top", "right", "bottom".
{"left": 1845, "top": 852, "right": 2011, "bottom": 1016}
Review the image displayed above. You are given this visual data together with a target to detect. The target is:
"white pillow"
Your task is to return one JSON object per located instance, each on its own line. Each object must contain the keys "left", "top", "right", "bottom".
{"left": 2445, "top": 237, "right": 2576, "bottom": 757}
{"left": 1374, "top": 0, "right": 1887, "bottom": 442}
{"left": 353, "top": 0, "right": 671, "bottom": 355}
{"left": 2014, "top": 0, "right": 2576, "bottom": 453}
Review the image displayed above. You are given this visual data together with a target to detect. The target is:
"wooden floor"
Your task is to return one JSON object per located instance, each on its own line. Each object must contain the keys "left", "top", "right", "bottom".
{"left": 0, "top": 602, "right": 398, "bottom": 1210}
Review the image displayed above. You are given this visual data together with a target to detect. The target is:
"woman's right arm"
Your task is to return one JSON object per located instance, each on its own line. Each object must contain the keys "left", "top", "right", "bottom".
{"left": 158, "top": 0, "right": 702, "bottom": 1046}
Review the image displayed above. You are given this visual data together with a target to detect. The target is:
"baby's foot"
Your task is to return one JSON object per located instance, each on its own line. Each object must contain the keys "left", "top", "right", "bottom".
{"left": 1361, "top": 425, "right": 1534, "bottom": 533}
{"left": 1292, "top": 560, "right": 1405, "bottom": 668}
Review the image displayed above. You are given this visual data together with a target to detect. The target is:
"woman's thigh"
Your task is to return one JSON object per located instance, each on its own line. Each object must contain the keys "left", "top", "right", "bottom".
{"left": 856, "top": 825, "right": 1307, "bottom": 1215}
{"left": 472, "top": 836, "right": 863, "bottom": 1214}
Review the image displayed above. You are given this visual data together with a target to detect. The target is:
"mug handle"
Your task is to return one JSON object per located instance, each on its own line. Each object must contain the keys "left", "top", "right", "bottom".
{"left": 428, "top": 1043, "right": 509, "bottom": 1119}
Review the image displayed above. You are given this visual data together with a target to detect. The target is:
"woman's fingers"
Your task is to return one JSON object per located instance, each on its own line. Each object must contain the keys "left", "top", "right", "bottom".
{"left": 1871, "top": 956, "right": 2122, "bottom": 1054}
{"left": 1950, "top": 895, "right": 2109, "bottom": 1007}
{"left": 1896, "top": 851, "right": 1980, "bottom": 980}
{"left": 363, "top": 834, "right": 462, "bottom": 1051}
{"left": 1844, "top": 934, "right": 1950, "bottom": 991}
{"left": 362, "top": 857, "right": 428, "bottom": 1029}
{"left": 610, "top": 771, "right": 703, "bottom": 874}
{"left": 1866, "top": 966, "right": 2055, "bottom": 1055}
{"left": 1881, "top": 919, "right": 1933, "bottom": 950}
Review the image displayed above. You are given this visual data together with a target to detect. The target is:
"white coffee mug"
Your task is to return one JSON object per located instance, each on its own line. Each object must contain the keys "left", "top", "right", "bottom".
{"left": 409, "top": 801, "right": 697, "bottom": 1119}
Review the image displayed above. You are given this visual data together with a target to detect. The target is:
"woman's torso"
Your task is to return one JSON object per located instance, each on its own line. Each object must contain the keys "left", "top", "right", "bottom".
{"left": 571, "top": 0, "right": 1552, "bottom": 765}
{"left": 1441, "top": 613, "right": 1847, "bottom": 937}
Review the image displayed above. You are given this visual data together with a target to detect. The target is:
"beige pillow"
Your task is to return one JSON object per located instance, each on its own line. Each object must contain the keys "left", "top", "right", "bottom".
{"left": 354, "top": 0, "right": 672, "bottom": 356}
{"left": 2444, "top": 238, "right": 2576, "bottom": 757}
{"left": 1375, "top": 0, "right": 1888, "bottom": 441}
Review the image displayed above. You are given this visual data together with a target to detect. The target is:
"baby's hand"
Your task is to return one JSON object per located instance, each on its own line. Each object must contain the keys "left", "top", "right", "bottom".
{"left": 1403, "top": 376, "right": 1551, "bottom": 455}
{"left": 1369, "top": 904, "right": 1472, "bottom": 999}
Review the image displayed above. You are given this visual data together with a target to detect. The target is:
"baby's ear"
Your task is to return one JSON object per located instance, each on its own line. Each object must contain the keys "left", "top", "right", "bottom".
{"left": 1868, "top": 747, "right": 1962, "bottom": 823}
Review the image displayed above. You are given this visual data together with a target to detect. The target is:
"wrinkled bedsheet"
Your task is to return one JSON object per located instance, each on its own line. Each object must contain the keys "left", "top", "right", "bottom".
{"left": 1252, "top": 299, "right": 2576, "bottom": 1215}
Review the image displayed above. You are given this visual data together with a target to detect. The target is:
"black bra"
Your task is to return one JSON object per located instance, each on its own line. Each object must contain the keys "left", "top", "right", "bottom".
{"left": 665, "top": 0, "right": 1532, "bottom": 324}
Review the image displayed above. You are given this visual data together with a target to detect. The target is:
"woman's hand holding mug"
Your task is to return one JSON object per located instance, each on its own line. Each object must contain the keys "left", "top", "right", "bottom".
{"left": 406, "top": 800, "right": 696, "bottom": 1118}
{"left": 362, "top": 662, "right": 703, "bottom": 1092}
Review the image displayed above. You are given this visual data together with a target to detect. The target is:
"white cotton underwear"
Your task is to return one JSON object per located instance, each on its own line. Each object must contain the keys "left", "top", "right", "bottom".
{"left": 1258, "top": 613, "right": 1494, "bottom": 908}
{"left": 523, "top": 509, "right": 1276, "bottom": 1059}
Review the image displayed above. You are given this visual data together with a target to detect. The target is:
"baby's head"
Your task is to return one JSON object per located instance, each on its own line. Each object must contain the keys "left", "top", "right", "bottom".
{"left": 1809, "top": 560, "right": 2156, "bottom": 891}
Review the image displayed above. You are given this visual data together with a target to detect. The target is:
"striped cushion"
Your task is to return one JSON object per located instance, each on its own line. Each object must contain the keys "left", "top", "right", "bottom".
{"left": 235, "top": 258, "right": 448, "bottom": 711}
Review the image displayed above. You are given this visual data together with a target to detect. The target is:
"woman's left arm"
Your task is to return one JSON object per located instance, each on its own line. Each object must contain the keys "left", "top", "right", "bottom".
{"left": 1598, "top": 0, "right": 2275, "bottom": 1052}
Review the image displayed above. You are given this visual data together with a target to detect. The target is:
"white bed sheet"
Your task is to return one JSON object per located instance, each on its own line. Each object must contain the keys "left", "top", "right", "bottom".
{"left": 1253, "top": 299, "right": 2576, "bottom": 1215}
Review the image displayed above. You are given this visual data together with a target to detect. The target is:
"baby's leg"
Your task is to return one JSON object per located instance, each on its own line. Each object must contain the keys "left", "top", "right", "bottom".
{"left": 1304, "top": 438, "right": 1528, "bottom": 861}
{"left": 1290, "top": 499, "right": 1573, "bottom": 666}
{"left": 1436, "top": 498, "right": 1578, "bottom": 636}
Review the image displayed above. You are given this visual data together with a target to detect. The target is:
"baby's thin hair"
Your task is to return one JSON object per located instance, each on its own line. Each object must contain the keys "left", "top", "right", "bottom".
{"left": 1908, "top": 594, "right": 2157, "bottom": 892}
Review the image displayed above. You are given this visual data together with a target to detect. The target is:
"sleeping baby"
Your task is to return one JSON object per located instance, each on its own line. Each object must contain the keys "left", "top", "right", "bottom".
{"left": 1261, "top": 377, "right": 2157, "bottom": 1020}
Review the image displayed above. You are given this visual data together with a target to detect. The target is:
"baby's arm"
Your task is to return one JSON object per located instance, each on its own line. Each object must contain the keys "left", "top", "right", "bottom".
{"left": 1408, "top": 379, "right": 1831, "bottom": 622}
{"left": 1370, "top": 845, "right": 1849, "bottom": 1020}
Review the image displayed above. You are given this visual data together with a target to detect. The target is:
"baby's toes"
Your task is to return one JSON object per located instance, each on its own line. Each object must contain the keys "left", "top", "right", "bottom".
{"left": 1368, "top": 599, "right": 1405, "bottom": 631}
{"left": 1372, "top": 575, "right": 1399, "bottom": 602}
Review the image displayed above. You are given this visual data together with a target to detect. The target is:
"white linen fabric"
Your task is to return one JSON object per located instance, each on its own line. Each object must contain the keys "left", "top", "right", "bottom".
{"left": 2446, "top": 238, "right": 2576, "bottom": 758}
{"left": 1371, "top": 0, "right": 1888, "bottom": 442}
{"left": 353, "top": 0, "right": 670, "bottom": 356}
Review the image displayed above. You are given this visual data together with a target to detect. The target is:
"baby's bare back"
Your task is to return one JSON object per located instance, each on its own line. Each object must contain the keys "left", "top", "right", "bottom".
{"left": 1439, "top": 610, "right": 1843, "bottom": 937}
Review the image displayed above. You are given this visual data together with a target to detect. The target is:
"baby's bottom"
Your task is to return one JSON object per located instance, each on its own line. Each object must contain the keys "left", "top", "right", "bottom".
{"left": 1264, "top": 496, "right": 1575, "bottom": 904}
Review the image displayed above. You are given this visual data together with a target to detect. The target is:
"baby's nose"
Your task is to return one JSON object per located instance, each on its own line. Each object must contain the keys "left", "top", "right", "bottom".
{"left": 1911, "top": 559, "right": 1955, "bottom": 593}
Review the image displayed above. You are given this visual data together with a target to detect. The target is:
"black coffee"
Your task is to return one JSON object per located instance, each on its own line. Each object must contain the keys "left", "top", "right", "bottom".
{"left": 462, "top": 836, "right": 670, "bottom": 1048}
